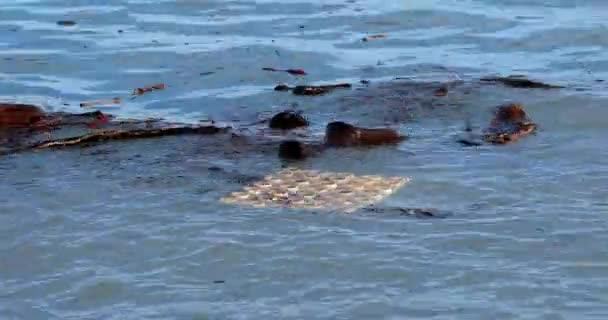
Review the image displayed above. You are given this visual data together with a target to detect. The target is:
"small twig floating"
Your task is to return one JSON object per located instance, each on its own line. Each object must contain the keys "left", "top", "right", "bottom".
{"left": 262, "top": 67, "right": 307, "bottom": 75}
{"left": 362, "top": 34, "right": 388, "bottom": 42}
{"left": 133, "top": 83, "right": 166, "bottom": 96}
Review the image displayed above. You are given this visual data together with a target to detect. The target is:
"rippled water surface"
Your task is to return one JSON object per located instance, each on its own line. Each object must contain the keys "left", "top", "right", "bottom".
{"left": 1, "top": 1, "right": 608, "bottom": 319}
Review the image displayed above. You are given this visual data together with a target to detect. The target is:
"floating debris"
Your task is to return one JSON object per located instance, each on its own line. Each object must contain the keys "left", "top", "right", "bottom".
{"left": 262, "top": 67, "right": 308, "bottom": 75}
{"left": 274, "top": 83, "right": 352, "bottom": 96}
{"left": 480, "top": 75, "right": 564, "bottom": 89}
{"left": 433, "top": 86, "right": 448, "bottom": 97}
{"left": 457, "top": 139, "right": 483, "bottom": 147}
{"left": 80, "top": 97, "right": 121, "bottom": 108}
{"left": 20, "top": 126, "right": 227, "bottom": 153}
{"left": 362, "top": 34, "right": 388, "bottom": 42}
{"left": 274, "top": 84, "right": 291, "bottom": 91}
{"left": 0, "top": 103, "right": 45, "bottom": 129}
{"left": 363, "top": 206, "right": 449, "bottom": 218}
{"left": 221, "top": 167, "right": 409, "bottom": 213}
{"left": 485, "top": 123, "right": 537, "bottom": 144}
{"left": 133, "top": 83, "right": 166, "bottom": 96}
{"left": 325, "top": 121, "right": 406, "bottom": 147}
{"left": 86, "top": 112, "right": 110, "bottom": 129}
{"left": 268, "top": 111, "right": 308, "bottom": 130}
{"left": 57, "top": 20, "right": 77, "bottom": 26}
{"left": 460, "top": 103, "right": 538, "bottom": 146}
{"left": 278, "top": 140, "right": 322, "bottom": 160}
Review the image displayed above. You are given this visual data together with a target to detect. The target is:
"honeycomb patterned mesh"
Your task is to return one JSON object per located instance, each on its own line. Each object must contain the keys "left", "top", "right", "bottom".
{"left": 221, "top": 167, "right": 409, "bottom": 213}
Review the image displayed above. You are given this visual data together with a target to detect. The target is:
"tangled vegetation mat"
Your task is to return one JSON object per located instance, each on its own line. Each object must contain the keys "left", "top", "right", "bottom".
{"left": 221, "top": 168, "right": 409, "bottom": 212}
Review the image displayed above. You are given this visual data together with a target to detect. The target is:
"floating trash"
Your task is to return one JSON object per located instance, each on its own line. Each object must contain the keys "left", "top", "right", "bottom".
{"left": 57, "top": 20, "right": 77, "bottom": 27}
{"left": 133, "top": 83, "right": 166, "bottom": 96}
{"left": 80, "top": 97, "right": 121, "bottom": 108}
{"left": 262, "top": 67, "right": 307, "bottom": 75}
{"left": 362, "top": 34, "right": 388, "bottom": 42}
{"left": 221, "top": 168, "right": 409, "bottom": 213}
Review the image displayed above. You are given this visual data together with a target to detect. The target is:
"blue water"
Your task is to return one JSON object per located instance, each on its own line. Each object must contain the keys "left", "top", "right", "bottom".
{"left": 1, "top": 1, "right": 608, "bottom": 319}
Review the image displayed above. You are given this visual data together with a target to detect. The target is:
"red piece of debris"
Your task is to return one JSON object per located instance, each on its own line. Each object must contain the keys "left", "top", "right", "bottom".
{"left": 133, "top": 84, "right": 166, "bottom": 96}
{"left": 262, "top": 67, "right": 307, "bottom": 75}
{"left": 80, "top": 97, "right": 121, "bottom": 108}
{"left": 87, "top": 112, "right": 110, "bottom": 128}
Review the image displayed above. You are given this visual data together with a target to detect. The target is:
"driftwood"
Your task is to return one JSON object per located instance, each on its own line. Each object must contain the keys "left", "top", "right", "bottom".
{"left": 133, "top": 83, "right": 166, "bottom": 96}
{"left": 480, "top": 75, "right": 564, "bottom": 89}
{"left": 2, "top": 125, "right": 229, "bottom": 156}
{"left": 30, "top": 126, "right": 227, "bottom": 149}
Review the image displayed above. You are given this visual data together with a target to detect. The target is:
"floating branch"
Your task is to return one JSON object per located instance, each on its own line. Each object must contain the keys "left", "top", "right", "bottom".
{"left": 2, "top": 125, "right": 229, "bottom": 156}
{"left": 133, "top": 83, "right": 166, "bottom": 96}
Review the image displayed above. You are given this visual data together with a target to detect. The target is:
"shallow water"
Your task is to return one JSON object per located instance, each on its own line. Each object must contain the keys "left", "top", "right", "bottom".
{"left": 1, "top": 1, "right": 608, "bottom": 319}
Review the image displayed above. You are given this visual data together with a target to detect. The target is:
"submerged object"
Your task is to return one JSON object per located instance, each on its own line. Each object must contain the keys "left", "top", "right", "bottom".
{"left": 57, "top": 20, "right": 77, "bottom": 26}
{"left": 458, "top": 103, "right": 538, "bottom": 146}
{"left": 362, "top": 34, "right": 388, "bottom": 42}
{"left": 325, "top": 121, "right": 406, "bottom": 147}
{"left": 278, "top": 140, "right": 321, "bottom": 160}
{"left": 80, "top": 97, "right": 121, "bottom": 108}
{"left": 133, "top": 83, "right": 166, "bottom": 96}
{"left": 484, "top": 103, "right": 537, "bottom": 144}
{"left": 263, "top": 67, "right": 307, "bottom": 75}
{"left": 221, "top": 167, "right": 409, "bottom": 213}
{"left": 277, "top": 121, "right": 406, "bottom": 160}
{"left": 433, "top": 86, "right": 448, "bottom": 97}
{"left": 480, "top": 75, "right": 564, "bottom": 89}
{"left": 269, "top": 111, "right": 308, "bottom": 130}
{"left": 0, "top": 103, "right": 45, "bottom": 129}
{"left": 274, "top": 83, "right": 352, "bottom": 95}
